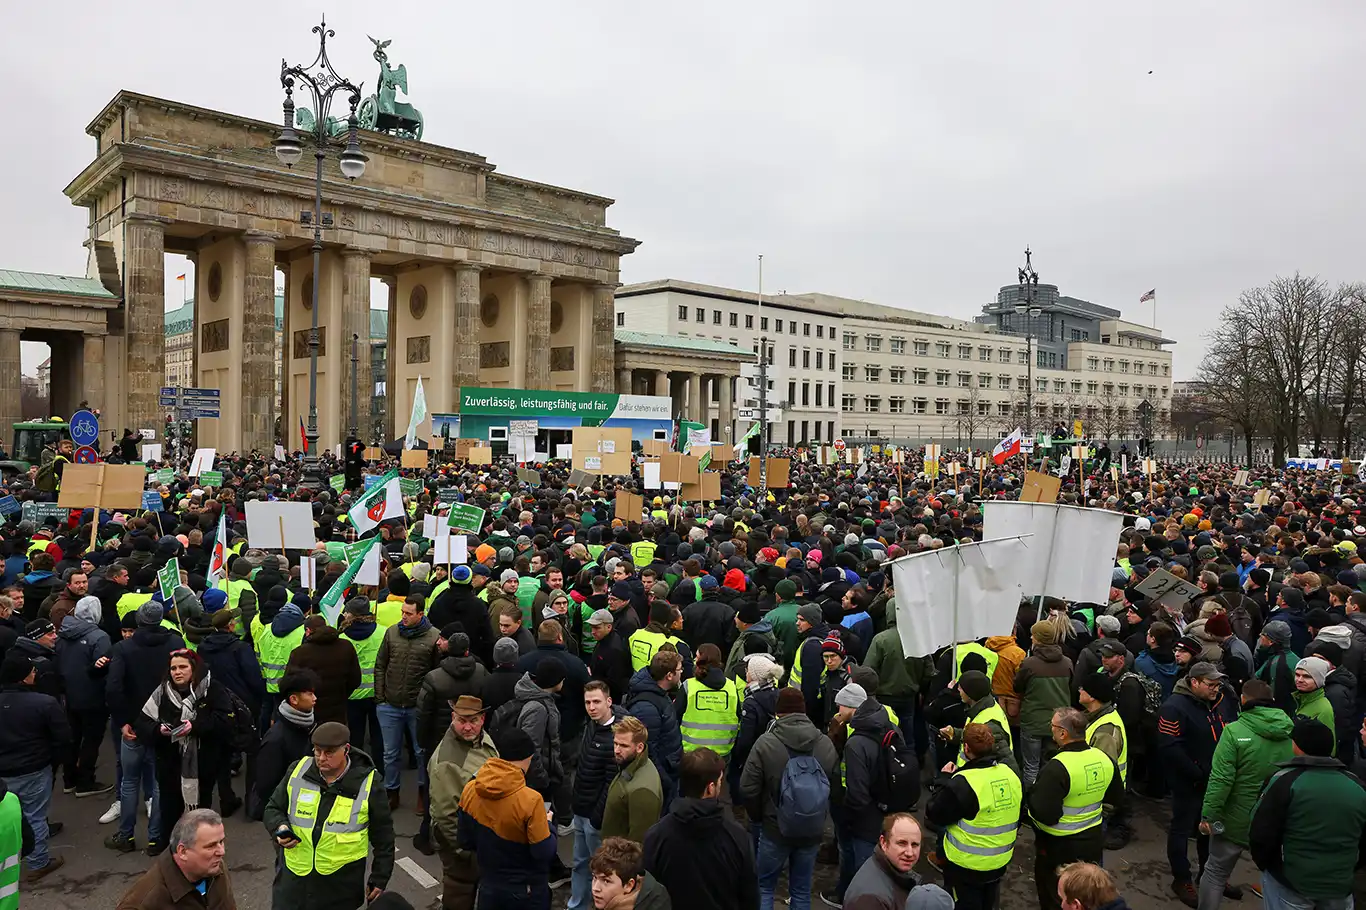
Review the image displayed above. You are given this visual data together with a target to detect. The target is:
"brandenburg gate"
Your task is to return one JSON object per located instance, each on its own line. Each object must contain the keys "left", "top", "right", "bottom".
{"left": 62, "top": 83, "right": 640, "bottom": 452}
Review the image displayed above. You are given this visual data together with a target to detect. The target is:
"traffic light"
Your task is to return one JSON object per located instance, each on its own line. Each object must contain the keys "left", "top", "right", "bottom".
{"left": 344, "top": 436, "right": 364, "bottom": 489}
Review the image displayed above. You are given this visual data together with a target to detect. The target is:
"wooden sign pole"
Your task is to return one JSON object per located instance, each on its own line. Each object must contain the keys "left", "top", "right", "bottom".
{"left": 89, "top": 463, "right": 107, "bottom": 552}
{"left": 279, "top": 516, "right": 287, "bottom": 555}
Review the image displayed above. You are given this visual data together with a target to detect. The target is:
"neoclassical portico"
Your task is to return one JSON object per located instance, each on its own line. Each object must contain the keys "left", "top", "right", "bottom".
{"left": 63, "top": 91, "right": 639, "bottom": 452}
{"left": 614, "top": 331, "right": 754, "bottom": 446}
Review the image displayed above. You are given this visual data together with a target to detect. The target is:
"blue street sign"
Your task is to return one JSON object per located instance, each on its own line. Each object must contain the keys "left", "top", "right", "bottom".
{"left": 0, "top": 496, "right": 19, "bottom": 516}
{"left": 158, "top": 396, "right": 178, "bottom": 408}
{"left": 181, "top": 388, "right": 220, "bottom": 400}
{"left": 69, "top": 409, "right": 99, "bottom": 447}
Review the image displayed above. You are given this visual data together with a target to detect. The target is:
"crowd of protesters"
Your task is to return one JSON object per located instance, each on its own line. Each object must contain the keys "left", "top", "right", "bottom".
{"left": 1, "top": 433, "right": 1364, "bottom": 910}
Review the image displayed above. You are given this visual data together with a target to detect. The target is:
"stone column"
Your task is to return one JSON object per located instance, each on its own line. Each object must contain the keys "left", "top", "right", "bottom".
{"left": 687, "top": 373, "right": 703, "bottom": 424}
{"left": 526, "top": 274, "right": 553, "bottom": 390}
{"left": 719, "top": 373, "right": 734, "bottom": 444}
{"left": 0, "top": 330, "right": 20, "bottom": 435}
{"left": 340, "top": 250, "right": 372, "bottom": 440}
{"left": 82, "top": 334, "right": 105, "bottom": 415}
{"left": 125, "top": 215, "right": 167, "bottom": 434}
{"left": 382, "top": 277, "right": 397, "bottom": 440}
{"left": 654, "top": 371, "right": 669, "bottom": 398}
{"left": 590, "top": 284, "right": 616, "bottom": 393}
{"left": 241, "top": 232, "right": 278, "bottom": 453}
{"left": 617, "top": 369, "right": 633, "bottom": 394}
{"left": 453, "top": 263, "right": 483, "bottom": 389}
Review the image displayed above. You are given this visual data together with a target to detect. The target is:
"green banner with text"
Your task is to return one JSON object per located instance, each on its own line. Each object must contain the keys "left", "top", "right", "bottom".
{"left": 457, "top": 387, "right": 671, "bottom": 421}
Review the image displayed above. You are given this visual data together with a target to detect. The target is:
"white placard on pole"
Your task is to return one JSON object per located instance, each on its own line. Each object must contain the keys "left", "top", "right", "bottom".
{"left": 141, "top": 443, "right": 162, "bottom": 463}
{"left": 435, "top": 532, "right": 468, "bottom": 566}
{"left": 244, "top": 501, "right": 316, "bottom": 550}
{"left": 189, "top": 448, "right": 216, "bottom": 477}
{"left": 422, "top": 514, "right": 438, "bottom": 539}
{"left": 643, "top": 461, "right": 661, "bottom": 490}
{"left": 982, "top": 501, "right": 1125, "bottom": 605}
{"left": 555, "top": 444, "right": 573, "bottom": 460}
{"left": 300, "top": 556, "right": 317, "bottom": 591}
{"left": 890, "top": 537, "right": 1032, "bottom": 658}
{"left": 274, "top": 444, "right": 287, "bottom": 461}
{"left": 357, "top": 543, "right": 381, "bottom": 586}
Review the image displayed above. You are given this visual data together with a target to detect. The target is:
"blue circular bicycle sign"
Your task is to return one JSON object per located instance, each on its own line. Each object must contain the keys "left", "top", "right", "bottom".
{"left": 69, "top": 409, "right": 100, "bottom": 447}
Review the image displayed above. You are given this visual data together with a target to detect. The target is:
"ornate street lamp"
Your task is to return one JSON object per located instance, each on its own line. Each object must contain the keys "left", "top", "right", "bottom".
{"left": 275, "top": 18, "right": 367, "bottom": 488}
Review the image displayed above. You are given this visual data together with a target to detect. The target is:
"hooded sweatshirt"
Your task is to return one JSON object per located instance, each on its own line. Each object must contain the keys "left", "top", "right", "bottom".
{"left": 738, "top": 711, "right": 839, "bottom": 845}
{"left": 642, "top": 796, "right": 758, "bottom": 910}
{"left": 1014, "top": 643, "right": 1073, "bottom": 738}
{"left": 1201, "top": 702, "right": 1293, "bottom": 846}
{"left": 54, "top": 600, "right": 111, "bottom": 710}
{"left": 455, "top": 757, "right": 556, "bottom": 888}
{"left": 1135, "top": 647, "right": 1180, "bottom": 701}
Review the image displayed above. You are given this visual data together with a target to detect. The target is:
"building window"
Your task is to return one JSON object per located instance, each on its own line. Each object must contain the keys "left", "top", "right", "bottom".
{"left": 1119, "top": 360, "right": 1129, "bottom": 373}
{"left": 1118, "top": 384, "right": 1129, "bottom": 397}
{"left": 816, "top": 351, "right": 824, "bottom": 369}
{"left": 890, "top": 338, "right": 905, "bottom": 355}
{"left": 1103, "top": 383, "right": 1114, "bottom": 395}
{"left": 803, "top": 349, "right": 811, "bottom": 369}
{"left": 1149, "top": 363, "right": 1158, "bottom": 375}
{"left": 616, "top": 311, "right": 625, "bottom": 326}
{"left": 865, "top": 396, "right": 881, "bottom": 413}
{"left": 1101, "top": 334, "right": 1111, "bottom": 344}
{"left": 914, "top": 341, "right": 929, "bottom": 357}
{"left": 829, "top": 326, "right": 836, "bottom": 340}
{"left": 911, "top": 398, "right": 927, "bottom": 414}
{"left": 711, "top": 309, "right": 720, "bottom": 325}
{"left": 842, "top": 395, "right": 856, "bottom": 412}
{"left": 1071, "top": 381, "right": 1082, "bottom": 394}
{"left": 843, "top": 332, "right": 856, "bottom": 350}
{"left": 998, "top": 402, "right": 1011, "bottom": 416}
{"left": 788, "top": 321, "right": 796, "bottom": 334}
{"left": 978, "top": 346, "right": 991, "bottom": 361}
{"left": 1036, "top": 378, "right": 1047, "bottom": 393}
{"left": 829, "top": 383, "right": 835, "bottom": 404}
{"left": 1087, "top": 381, "right": 1098, "bottom": 394}
{"left": 843, "top": 364, "right": 857, "bottom": 381}
{"left": 694, "top": 307, "right": 705, "bottom": 323}
{"left": 1018, "top": 350, "right": 1028, "bottom": 364}
{"left": 935, "top": 398, "right": 949, "bottom": 415}
{"left": 803, "top": 323, "right": 811, "bottom": 336}
{"left": 729, "top": 312, "right": 738, "bottom": 327}
{"left": 816, "top": 325, "right": 824, "bottom": 338}
{"left": 802, "top": 382, "right": 810, "bottom": 405}
{"left": 866, "top": 335, "right": 882, "bottom": 352}
{"left": 889, "top": 367, "right": 905, "bottom": 384}
{"left": 978, "top": 401, "right": 990, "bottom": 416}
{"left": 816, "top": 384, "right": 823, "bottom": 407}
{"left": 913, "top": 369, "right": 928, "bottom": 385}
{"left": 789, "top": 381, "right": 796, "bottom": 404}
{"left": 997, "top": 349, "right": 1010, "bottom": 363}
{"left": 956, "top": 400, "right": 970, "bottom": 415}
{"left": 865, "top": 366, "right": 882, "bottom": 382}
{"left": 789, "top": 348, "right": 797, "bottom": 367}
{"left": 745, "top": 314, "right": 754, "bottom": 329}
{"left": 1103, "top": 359, "right": 1114, "bottom": 372}
{"left": 936, "top": 342, "right": 951, "bottom": 358}
{"left": 1017, "top": 377, "right": 1028, "bottom": 391}
{"left": 830, "top": 352, "right": 837, "bottom": 371}
{"left": 960, "top": 372, "right": 973, "bottom": 388}
{"left": 1086, "top": 357, "right": 1098, "bottom": 370}
{"left": 958, "top": 345, "right": 972, "bottom": 360}
{"left": 761, "top": 317, "right": 769, "bottom": 331}
{"left": 1053, "top": 380, "right": 1065, "bottom": 393}
{"left": 889, "top": 397, "right": 905, "bottom": 414}
{"left": 678, "top": 305, "right": 688, "bottom": 321}
{"left": 1162, "top": 364, "right": 1169, "bottom": 376}
{"left": 775, "top": 319, "right": 784, "bottom": 334}
{"left": 936, "top": 371, "right": 950, "bottom": 386}
{"left": 974, "top": 373, "right": 987, "bottom": 388}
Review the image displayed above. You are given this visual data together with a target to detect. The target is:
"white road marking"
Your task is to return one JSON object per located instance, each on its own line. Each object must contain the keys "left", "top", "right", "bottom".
{"left": 396, "top": 855, "right": 438, "bottom": 889}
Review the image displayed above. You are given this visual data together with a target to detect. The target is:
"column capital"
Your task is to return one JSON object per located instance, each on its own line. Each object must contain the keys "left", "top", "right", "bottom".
{"left": 244, "top": 230, "right": 283, "bottom": 244}
{"left": 452, "top": 260, "right": 486, "bottom": 274}
{"left": 340, "top": 246, "right": 371, "bottom": 261}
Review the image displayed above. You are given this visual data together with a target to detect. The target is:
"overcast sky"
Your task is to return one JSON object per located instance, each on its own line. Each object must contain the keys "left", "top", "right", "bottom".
{"left": 7, "top": 1, "right": 1364, "bottom": 378}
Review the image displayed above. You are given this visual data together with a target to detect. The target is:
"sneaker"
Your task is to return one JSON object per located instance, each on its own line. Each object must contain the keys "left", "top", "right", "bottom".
{"left": 412, "top": 830, "right": 435, "bottom": 856}
{"left": 1248, "top": 883, "right": 1263, "bottom": 899}
{"left": 99, "top": 800, "right": 121, "bottom": 824}
{"left": 145, "top": 840, "right": 165, "bottom": 857}
{"left": 46, "top": 822, "right": 63, "bottom": 838}
{"left": 1171, "top": 881, "right": 1198, "bottom": 908}
{"left": 21, "top": 855, "right": 64, "bottom": 882}
{"left": 548, "top": 858, "right": 572, "bottom": 889}
{"left": 819, "top": 891, "right": 844, "bottom": 908}
{"left": 61, "top": 783, "right": 76, "bottom": 795}
{"left": 1225, "top": 884, "right": 1244, "bottom": 900}
{"left": 104, "top": 833, "right": 137, "bottom": 853}
{"left": 75, "top": 781, "right": 115, "bottom": 798}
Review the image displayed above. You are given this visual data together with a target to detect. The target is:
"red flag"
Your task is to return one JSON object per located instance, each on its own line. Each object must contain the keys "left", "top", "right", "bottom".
{"left": 298, "top": 416, "right": 308, "bottom": 454}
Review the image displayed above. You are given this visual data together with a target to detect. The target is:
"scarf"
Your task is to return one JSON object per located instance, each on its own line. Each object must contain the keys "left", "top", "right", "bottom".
{"left": 278, "top": 701, "right": 315, "bottom": 729}
{"left": 398, "top": 616, "right": 432, "bottom": 639}
{"left": 141, "top": 670, "right": 212, "bottom": 810}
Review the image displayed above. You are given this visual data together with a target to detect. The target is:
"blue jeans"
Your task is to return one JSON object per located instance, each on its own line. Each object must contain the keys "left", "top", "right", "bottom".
{"left": 568, "top": 814, "right": 602, "bottom": 910}
{"left": 2, "top": 768, "right": 52, "bottom": 870}
{"left": 377, "top": 703, "right": 426, "bottom": 791}
{"left": 836, "top": 828, "right": 877, "bottom": 900}
{"left": 118, "top": 737, "right": 162, "bottom": 842}
{"left": 1260, "top": 871, "right": 1355, "bottom": 910}
{"left": 757, "top": 834, "right": 818, "bottom": 910}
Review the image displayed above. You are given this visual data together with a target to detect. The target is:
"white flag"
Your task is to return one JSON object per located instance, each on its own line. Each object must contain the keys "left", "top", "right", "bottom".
{"left": 405, "top": 376, "right": 428, "bottom": 450}
{"left": 347, "top": 472, "right": 404, "bottom": 536}
{"left": 207, "top": 511, "right": 228, "bottom": 586}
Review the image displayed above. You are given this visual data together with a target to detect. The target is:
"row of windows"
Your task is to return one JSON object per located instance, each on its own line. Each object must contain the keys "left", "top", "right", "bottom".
{"left": 786, "top": 382, "right": 838, "bottom": 408}
{"left": 676, "top": 306, "right": 835, "bottom": 339}
{"left": 836, "top": 394, "right": 1173, "bottom": 422}
{"left": 1084, "top": 355, "right": 1169, "bottom": 377}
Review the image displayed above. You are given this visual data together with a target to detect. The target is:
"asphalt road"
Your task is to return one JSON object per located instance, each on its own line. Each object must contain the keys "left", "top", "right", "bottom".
{"left": 18, "top": 755, "right": 1294, "bottom": 910}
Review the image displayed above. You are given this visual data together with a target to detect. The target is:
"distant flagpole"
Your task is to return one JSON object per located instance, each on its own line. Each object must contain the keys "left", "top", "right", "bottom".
{"left": 1139, "top": 289, "right": 1157, "bottom": 328}
{"left": 177, "top": 273, "right": 187, "bottom": 306}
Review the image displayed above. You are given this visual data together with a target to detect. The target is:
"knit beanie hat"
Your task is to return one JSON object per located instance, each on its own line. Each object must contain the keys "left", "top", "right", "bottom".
{"left": 775, "top": 687, "right": 806, "bottom": 715}
{"left": 1291, "top": 717, "right": 1335, "bottom": 757}
{"left": 958, "top": 669, "right": 992, "bottom": 701}
{"left": 1296, "top": 655, "right": 1330, "bottom": 689}
{"left": 1080, "top": 670, "right": 1115, "bottom": 703}
{"left": 492, "top": 637, "right": 520, "bottom": 667}
{"left": 1261, "top": 620, "right": 1292, "bottom": 647}
{"left": 834, "top": 683, "right": 867, "bottom": 710}
{"left": 820, "top": 633, "right": 845, "bottom": 657}
{"left": 1030, "top": 620, "right": 1058, "bottom": 646}
{"left": 137, "top": 601, "right": 164, "bottom": 628}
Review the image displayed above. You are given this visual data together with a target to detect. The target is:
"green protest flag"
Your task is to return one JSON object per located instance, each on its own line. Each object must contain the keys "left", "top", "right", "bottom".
{"left": 319, "top": 535, "right": 382, "bottom": 625}
{"left": 156, "top": 468, "right": 174, "bottom": 484}
{"left": 330, "top": 474, "right": 346, "bottom": 493}
{"left": 735, "top": 421, "right": 761, "bottom": 453}
{"left": 399, "top": 477, "right": 422, "bottom": 497}
{"left": 158, "top": 558, "right": 180, "bottom": 604}
{"left": 699, "top": 449, "right": 712, "bottom": 472}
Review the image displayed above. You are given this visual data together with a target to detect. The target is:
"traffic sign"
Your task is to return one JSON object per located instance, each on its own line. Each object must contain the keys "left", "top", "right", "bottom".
{"left": 69, "top": 409, "right": 99, "bottom": 447}
{"left": 73, "top": 445, "right": 99, "bottom": 465}
{"left": 158, "top": 387, "right": 222, "bottom": 418}
{"left": 833, "top": 438, "right": 847, "bottom": 450}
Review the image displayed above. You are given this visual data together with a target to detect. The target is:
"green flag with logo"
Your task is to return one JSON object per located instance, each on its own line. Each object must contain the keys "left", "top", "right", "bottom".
{"left": 319, "top": 535, "right": 382, "bottom": 625}
{"left": 158, "top": 558, "right": 181, "bottom": 604}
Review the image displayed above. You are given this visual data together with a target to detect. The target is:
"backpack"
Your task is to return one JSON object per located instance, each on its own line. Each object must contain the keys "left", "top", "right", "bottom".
{"left": 1122, "top": 670, "right": 1162, "bottom": 717}
{"left": 776, "top": 746, "right": 829, "bottom": 841}
{"left": 34, "top": 460, "right": 58, "bottom": 493}
{"left": 489, "top": 698, "right": 526, "bottom": 742}
{"left": 224, "top": 688, "right": 259, "bottom": 753}
{"left": 869, "top": 728, "right": 920, "bottom": 813}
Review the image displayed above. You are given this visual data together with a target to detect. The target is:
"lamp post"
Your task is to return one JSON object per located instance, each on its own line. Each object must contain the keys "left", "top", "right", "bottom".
{"left": 757, "top": 254, "right": 769, "bottom": 494}
{"left": 349, "top": 333, "right": 360, "bottom": 440}
{"left": 1015, "top": 248, "right": 1042, "bottom": 438}
{"left": 274, "top": 19, "right": 367, "bottom": 488}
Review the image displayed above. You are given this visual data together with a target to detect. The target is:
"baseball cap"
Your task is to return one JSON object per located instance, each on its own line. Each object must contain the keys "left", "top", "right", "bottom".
{"left": 1187, "top": 661, "right": 1226, "bottom": 681}
{"left": 587, "top": 609, "right": 614, "bottom": 626}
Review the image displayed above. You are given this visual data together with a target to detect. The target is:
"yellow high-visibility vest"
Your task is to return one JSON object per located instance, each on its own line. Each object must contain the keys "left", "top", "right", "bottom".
{"left": 943, "top": 763, "right": 1022, "bottom": 871}
{"left": 680, "top": 676, "right": 739, "bottom": 756}
{"left": 1030, "top": 747, "right": 1113, "bottom": 838}
{"left": 281, "top": 757, "right": 375, "bottom": 876}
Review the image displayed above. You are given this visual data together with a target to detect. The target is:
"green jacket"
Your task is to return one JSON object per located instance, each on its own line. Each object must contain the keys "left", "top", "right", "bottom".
{"left": 863, "top": 627, "right": 917, "bottom": 699}
{"left": 1201, "top": 704, "right": 1294, "bottom": 846}
{"left": 766, "top": 601, "right": 801, "bottom": 672}
{"left": 1293, "top": 688, "right": 1336, "bottom": 755}
{"left": 427, "top": 727, "right": 498, "bottom": 853}
{"left": 1251, "top": 756, "right": 1366, "bottom": 900}
{"left": 601, "top": 751, "right": 663, "bottom": 844}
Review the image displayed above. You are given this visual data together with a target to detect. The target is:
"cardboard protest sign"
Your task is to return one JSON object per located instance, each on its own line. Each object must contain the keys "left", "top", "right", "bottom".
{"left": 189, "top": 448, "right": 216, "bottom": 477}
{"left": 516, "top": 468, "right": 541, "bottom": 486}
{"left": 245, "top": 500, "right": 316, "bottom": 550}
{"left": 659, "top": 452, "right": 700, "bottom": 484}
{"left": 567, "top": 469, "right": 597, "bottom": 488}
{"left": 59, "top": 464, "right": 147, "bottom": 510}
{"left": 746, "top": 457, "right": 790, "bottom": 488}
{"left": 1019, "top": 470, "right": 1062, "bottom": 504}
{"left": 615, "top": 491, "right": 644, "bottom": 522}
{"left": 1135, "top": 567, "right": 1205, "bottom": 608}
{"left": 1233, "top": 470, "right": 1250, "bottom": 487}
{"left": 1252, "top": 489, "right": 1271, "bottom": 507}
{"left": 680, "top": 472, "right": 721, "bottom": 502}
{"left": 641, "top": 439, "right": 666, "bottom": 457}
{"left": 365, "top": 446, "right": 385, "bottom": 461}
{"left": 400, "top": 449, "right": 428, "bottom": 469}
{"left": 454, "top": 439, "right": 482, "bottom": 461}
{"left": 468, "top": 447, "right": 493, "bottom": 466}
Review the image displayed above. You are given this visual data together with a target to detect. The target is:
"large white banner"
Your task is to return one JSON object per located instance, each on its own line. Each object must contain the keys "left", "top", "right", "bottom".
{"left": 982, "top": 501, "right": 1124, "bottom": 605}
{"left": 890, "top": 537, "right": 1032, "bottom": 658}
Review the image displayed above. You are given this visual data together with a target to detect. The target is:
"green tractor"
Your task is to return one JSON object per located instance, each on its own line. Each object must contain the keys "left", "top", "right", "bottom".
{"left": 1, "top": 419, "right": 72, "bottom": 477}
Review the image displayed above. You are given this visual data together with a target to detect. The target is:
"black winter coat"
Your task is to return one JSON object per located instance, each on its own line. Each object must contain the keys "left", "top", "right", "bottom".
{"left": 577, "top": 705, "right": 627, "bottom": 825}
{"left": 642, "top": 797, "right": 758, "bottom": 910}
{"left": 12, "top": 637, "right": 62, "bottom": 698}
{"left": 517, "top": 643, "right": 590, "bottom": 740}
{"left": 196, "top": 630, "right": 267, "bottom": 716}
{"left": 428, "top": 585, "right": 492, "bottom": 664}
{"left": 0, "top": 683, "right": 70, "bottom": 776}
{"left": 480, "top": 666, "right": 521, "bottom": 716}
{"left": 415, "top": 654, "right": 488, "bottom": 753}
{"left": 627, "top": 667, "right": 683, "bottom": 792}
{"left": 733, "top": 681, "right": 779, "bottom": 781}
{"left": 106, "top": 626, "right": 185, "bottom": 728}
{"left": 590, "top": 629, "right": 633, "bottom": 704}
{"left": 54, "top": 617, "right": 111, "bottom": 711}
{"left": 842, "top": 698, "right": 913, "bottom": 841}
{"left": 682, "top": 599, "right": 736, "bottom": 652}
{"left": 249, "top": 709, "right": 313, "bottom": 820}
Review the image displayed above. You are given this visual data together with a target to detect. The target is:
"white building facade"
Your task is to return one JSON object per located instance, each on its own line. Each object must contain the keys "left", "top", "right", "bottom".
{"left": 616, "top": 279, "right": 1174, "bottom": 447}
